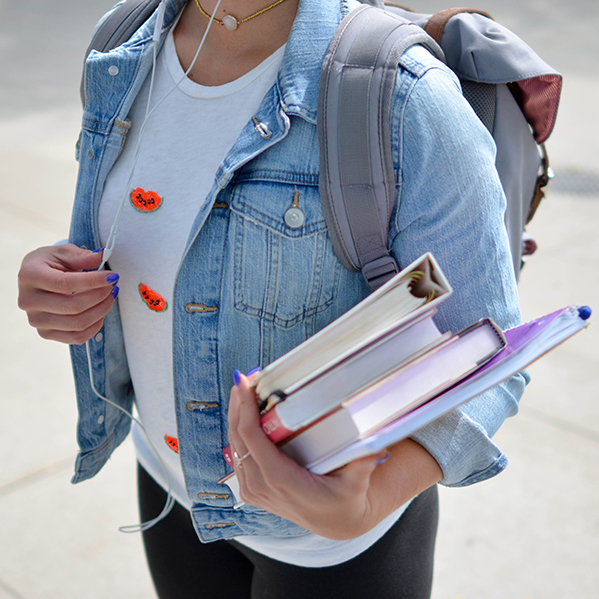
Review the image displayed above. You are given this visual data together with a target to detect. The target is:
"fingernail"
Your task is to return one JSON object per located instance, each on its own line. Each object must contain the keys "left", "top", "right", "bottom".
{"left": 106, "top": 273, "right": 119, "bottom": 284}
{"left": 246, "top": 367, "right": 261, "bottom": 376}
{"left": 376, "top": 451, "right": 391, "bottom": 466}
{"left": 233, "top": 369, "right": 241, "bottom": 387}
{"left": 92, "top": 247, "right": 105, "bottom": 254}
{"left": 111, "top": 285, "right": 120, "bottom": 299}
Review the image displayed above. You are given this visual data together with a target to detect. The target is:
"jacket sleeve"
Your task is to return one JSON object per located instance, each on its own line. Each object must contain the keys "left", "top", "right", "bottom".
{"left": 389, "top": 47, "right": 529, "bottom": 487}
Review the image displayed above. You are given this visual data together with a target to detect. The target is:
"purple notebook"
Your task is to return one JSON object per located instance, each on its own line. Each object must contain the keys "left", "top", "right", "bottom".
{"left": 309, "top": 305, "right": 591, "bottom": 474}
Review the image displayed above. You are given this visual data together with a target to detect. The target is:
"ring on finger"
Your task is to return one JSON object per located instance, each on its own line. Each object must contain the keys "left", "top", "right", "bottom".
{"left": 233, "top": 450, "right": 251, "bottom": 469}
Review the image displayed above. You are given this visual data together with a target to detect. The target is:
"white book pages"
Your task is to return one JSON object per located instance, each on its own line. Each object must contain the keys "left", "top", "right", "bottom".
{"left": 347, "top": 321, "right": 504, "bottom": 435}
{"left": 254, "top": 253, "right": 452, "bottom": 399}
{"left": 280, "top": 319, "right": 505, "bottom": 466}
{"left": 307, "top": 306, "right": 590, "bottom": 474}
{"left": 275, "top": 313, "right": 447, "bottom": 430}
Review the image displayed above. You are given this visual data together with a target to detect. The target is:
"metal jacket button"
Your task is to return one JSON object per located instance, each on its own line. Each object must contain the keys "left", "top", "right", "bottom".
{"left": 284, "top": 207, "right": 305, "bottom": 228}
{"left": 252, "top": 117, "right": 272, "bottom": 140}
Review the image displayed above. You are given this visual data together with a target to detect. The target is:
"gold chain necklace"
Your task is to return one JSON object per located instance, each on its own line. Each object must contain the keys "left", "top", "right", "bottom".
{"left": 194, "top": 0, "right": 289, "bottom": 31}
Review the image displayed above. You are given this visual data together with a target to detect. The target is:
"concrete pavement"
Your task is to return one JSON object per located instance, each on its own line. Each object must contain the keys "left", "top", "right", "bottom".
{"left": 1, "top": 1, "right": 597, "bottom": 597}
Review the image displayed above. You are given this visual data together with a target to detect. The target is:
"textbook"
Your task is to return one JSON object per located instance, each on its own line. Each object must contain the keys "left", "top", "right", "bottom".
{"left": 260, "top": 310, "right": 448, "bottom": 443}
{"left": 307, "top": 304, "right": 592, "bottom": 474}
{"left": 220, "top": 304, "right": 591, "bottom": 499}
{"left": 278, "top": 318, "right": 505, "bottom": 466}
{"left": 253, "top": 253, "right": 452, "bottom": 407}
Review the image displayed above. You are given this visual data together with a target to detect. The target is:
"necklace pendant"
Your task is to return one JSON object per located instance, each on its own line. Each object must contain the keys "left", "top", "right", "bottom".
{"left": 222, "top": 15, "right": 239, "bottom": 30}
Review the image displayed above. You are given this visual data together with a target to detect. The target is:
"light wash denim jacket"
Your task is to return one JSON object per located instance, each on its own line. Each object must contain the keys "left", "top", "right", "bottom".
{"left": 69, "top": 0, "right": 527, "bottom": 542}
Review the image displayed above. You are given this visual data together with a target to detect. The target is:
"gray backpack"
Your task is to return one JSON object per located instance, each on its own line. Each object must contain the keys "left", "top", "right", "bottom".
{"left": 82, "top": 0, "right": 562, "bottom": 289}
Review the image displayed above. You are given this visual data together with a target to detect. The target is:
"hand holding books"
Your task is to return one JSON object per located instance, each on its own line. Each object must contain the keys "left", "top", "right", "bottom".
{"left": 221, "top": 253, "right": 591, "bottom": 504}
{"left": 226, "top": 370, "right": 443, "bottom": 539}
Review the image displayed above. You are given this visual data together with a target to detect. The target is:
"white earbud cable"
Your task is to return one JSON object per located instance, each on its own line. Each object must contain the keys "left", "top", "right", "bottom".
{"left": 100, "top": 0, "right": 222, "bottom": 269}
{"left": 91, "top": 0, "right": 224, "bottom": 532}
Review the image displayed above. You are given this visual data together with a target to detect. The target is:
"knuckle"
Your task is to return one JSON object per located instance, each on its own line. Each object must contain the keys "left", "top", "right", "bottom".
{"left": 17, "top": 293, "right": 31, "bottom": 312}
{"left": 26, "top": 312, "right": 41, "bottom": 327}
{"left": 71, "top": 331, "right": 90, "bottom": 345}
{"left": 17, "top": 265, "right": 29, "bottom": 286}
{"left": 17, "top": 265, "right": 37, "bottom": 292}
{"left": 37, "top": 329, "right": 55, "bottom": 342}
{"left": 54, "top": 272, "right": 71, "bottom": 295}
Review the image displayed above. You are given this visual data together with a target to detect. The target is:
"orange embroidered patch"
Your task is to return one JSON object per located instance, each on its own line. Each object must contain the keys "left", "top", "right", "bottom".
{"left": 139, "top": 283, "right": 168, "bottom": 312}
{"left": 164, "top": 435, "right": 179, "bottom": 454}
{"left": 130, "top": 187, "right": 163, "bottom": 212}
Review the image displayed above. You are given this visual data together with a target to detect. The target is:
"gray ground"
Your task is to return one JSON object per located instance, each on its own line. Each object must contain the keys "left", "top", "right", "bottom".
{"left": 1, "top": 1, "right": 597, "bottom": 597}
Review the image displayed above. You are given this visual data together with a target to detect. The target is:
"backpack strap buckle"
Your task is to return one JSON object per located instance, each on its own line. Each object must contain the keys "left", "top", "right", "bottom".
{"left": 527, "top": 143, "right": 554, "bottom": 224}
{"left": 362, "top": 255, "right": 399, "bottom": 290}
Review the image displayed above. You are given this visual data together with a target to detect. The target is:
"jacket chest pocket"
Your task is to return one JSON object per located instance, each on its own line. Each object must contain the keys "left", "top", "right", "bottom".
{"left": 229, "top": 181, "right": 342, "bottom": 329}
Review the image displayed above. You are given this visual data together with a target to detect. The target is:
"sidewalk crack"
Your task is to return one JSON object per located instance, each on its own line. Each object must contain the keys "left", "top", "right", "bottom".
{"left": 0, "top": 577, "right": 28, "bottom": 599}
{"left": 0, "top": 455, "right": 74, "bottom": 499}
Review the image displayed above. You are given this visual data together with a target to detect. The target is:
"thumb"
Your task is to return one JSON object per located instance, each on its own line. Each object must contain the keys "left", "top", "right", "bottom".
{"left": 53, "top": 244, "right": 107, "bottom": 273}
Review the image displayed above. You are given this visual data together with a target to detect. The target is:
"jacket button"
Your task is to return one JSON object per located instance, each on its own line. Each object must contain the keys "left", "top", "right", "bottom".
{"left": 284, "top": 207, "right": 305, "bottom": 229}
{"left": 198, "top": 492, "right": 230, "bottom": 500}
{"left": 252, "top": 117, "right": 272, "bottom": 140}
{"left": 108, "top": 65, "right": 119, "bottom": 76}
{"left": 185, "top": 303, "right": 218, "bottom": 313}
{"left": 186, "top": 401, "right": 219, "bottom": 411}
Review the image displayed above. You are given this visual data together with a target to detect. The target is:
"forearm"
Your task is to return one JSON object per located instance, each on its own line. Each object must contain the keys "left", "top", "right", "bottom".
{"left": 365, "top": 438, "right": 443, "bottom": 527}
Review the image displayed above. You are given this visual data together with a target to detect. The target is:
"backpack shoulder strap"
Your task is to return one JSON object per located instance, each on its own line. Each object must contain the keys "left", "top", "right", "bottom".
{"left": 80, "top": 0, "right": 161, "bottom": 106}
{"left": 318, "top": 4, "right": 444, "bottom": 290}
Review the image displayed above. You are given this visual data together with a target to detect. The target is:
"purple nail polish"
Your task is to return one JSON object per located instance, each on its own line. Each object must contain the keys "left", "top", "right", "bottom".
{"left": 111, "top": 285, "right": 119, "bottom": 299}
{"left": 92, "top": 247, "right": 105, "bottom": 254}
{"left": 106, "top": 273, "right": 119, "bottom": 284}
{"left": 233, "top": 369, "right": 241, "bottom": 387}
{"left": 376, "top": 451, "right": 391, "bottom": 466}
{"left": 246, "top": 367, "right": 261, "bottom": 376}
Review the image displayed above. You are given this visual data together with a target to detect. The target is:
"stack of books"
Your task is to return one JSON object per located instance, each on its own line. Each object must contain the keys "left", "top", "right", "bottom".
{"left": 220, "top": 253, "right": 591, "bottom": 491}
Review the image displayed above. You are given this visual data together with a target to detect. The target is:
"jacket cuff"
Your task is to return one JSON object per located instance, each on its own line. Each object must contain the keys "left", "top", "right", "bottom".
{"left": 410, "top": 408, "right": 508, "bottom": 487}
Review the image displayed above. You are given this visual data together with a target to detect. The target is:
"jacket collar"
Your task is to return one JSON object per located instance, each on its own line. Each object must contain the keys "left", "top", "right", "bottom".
{"left": 160, "top": 0, "right": 353, "bottom": 124}
{"left": 277, "top": 0, "right": 351, "bottom": 124}
{"left": 92, "top": 0, "right": 353, "bottom": 125}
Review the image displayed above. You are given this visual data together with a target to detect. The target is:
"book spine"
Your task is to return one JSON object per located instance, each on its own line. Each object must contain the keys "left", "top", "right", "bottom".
{"left": 260, "top": 408, "right": 293, "bottom": 443}
{"left": 222, "top": 410, "right": 298, "bottom": 466}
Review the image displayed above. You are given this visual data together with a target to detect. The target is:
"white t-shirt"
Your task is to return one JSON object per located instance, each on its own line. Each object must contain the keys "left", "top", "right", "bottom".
{"left": 99, "top": 26, "right": 408, "bottom": 568}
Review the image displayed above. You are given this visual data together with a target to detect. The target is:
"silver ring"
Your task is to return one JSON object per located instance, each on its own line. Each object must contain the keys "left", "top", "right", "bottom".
{"left": 233, "top": 451, "right": 251, "bottom": 469}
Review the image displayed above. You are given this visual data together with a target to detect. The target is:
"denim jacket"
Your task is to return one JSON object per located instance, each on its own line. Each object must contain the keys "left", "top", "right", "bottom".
{"left": 69, "top": 0, "right": 527, "bottom": 542}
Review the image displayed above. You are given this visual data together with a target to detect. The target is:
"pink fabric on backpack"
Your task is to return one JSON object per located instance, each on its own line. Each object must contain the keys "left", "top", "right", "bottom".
{"left": 509, "top": 75, "right": 562, "bottom": 144}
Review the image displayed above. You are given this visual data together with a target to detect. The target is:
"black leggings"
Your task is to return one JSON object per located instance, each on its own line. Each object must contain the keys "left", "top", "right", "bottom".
{"left": 138, "top": 464, "right": 438, "bottom": 599}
